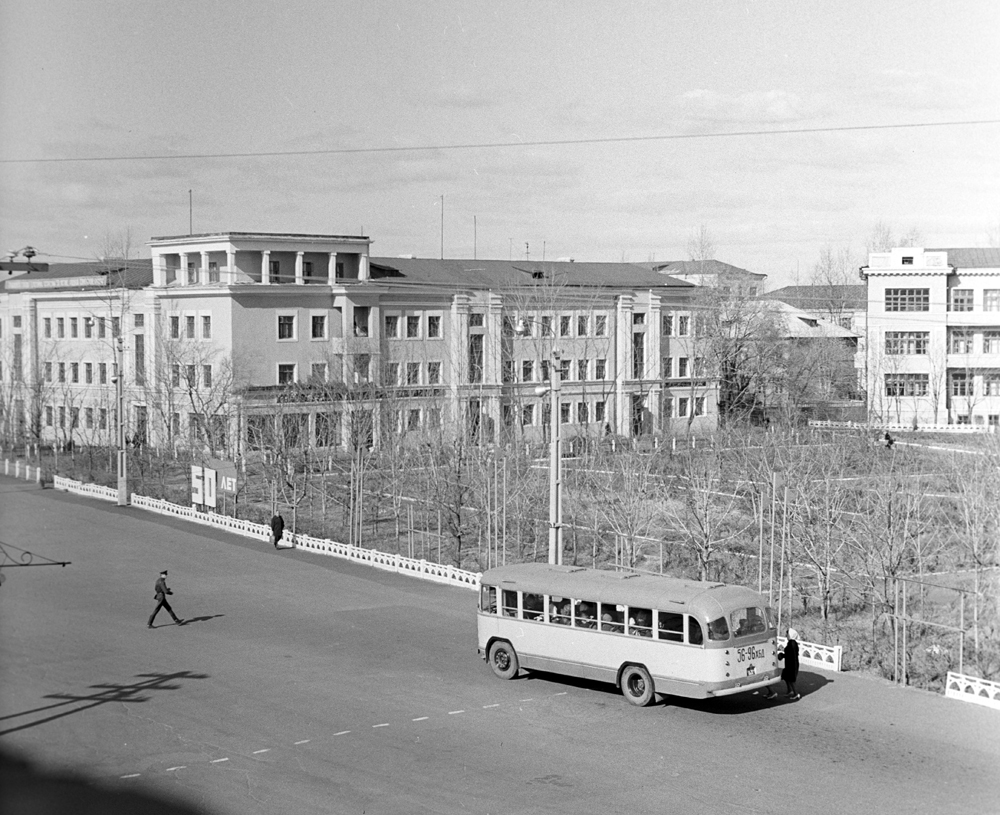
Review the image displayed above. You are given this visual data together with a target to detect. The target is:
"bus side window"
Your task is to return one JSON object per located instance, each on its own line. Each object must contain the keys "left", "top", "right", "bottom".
{"left": 502, "top": 589, "right": 518, "bottom": 618}
{"left": 523, "top": 593, "right": 544, "bottom": 621}
{"left": 628, "top": 607, "right": 653, "bottom": 637}
{"left": 574, "top": 600, "right": 597, "bottom": 629}
{"left": 600, "top": 603, "right": 624, "bottom": 634}
{"left": 481, "top": 586, "right": 497, "bottom": 614}
{"left": 707, "top": 616, "right": 729, "bottom": 641}
{"left": 657, "top": 611, "right": 684, "bottom": 642}
{"left": 688, "top": 617, "right": 704, "bottom": 645}
{"left": 550, "top": 596, "right": 571, "bottom": 625}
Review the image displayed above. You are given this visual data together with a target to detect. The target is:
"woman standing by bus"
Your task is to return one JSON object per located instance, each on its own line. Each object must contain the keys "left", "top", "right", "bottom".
{"left": 778, "top": 628, "right": 801, "bottom": 700}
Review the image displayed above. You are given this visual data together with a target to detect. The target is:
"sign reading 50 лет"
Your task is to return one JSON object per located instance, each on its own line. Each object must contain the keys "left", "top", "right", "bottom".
{"left": 191, "top": 460, "right": 238, "bottom": 508}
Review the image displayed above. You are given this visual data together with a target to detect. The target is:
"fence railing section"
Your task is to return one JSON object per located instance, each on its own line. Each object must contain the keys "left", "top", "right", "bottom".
{"left": 3, "top": 458, "right": 43, "bottom": 484}
{"left": 945, "top": 671, "right": 1000, "bottom": 711}
{"left": 52, "top": 475, "right": 118, "bottom": 502}
{"left": 777, "top": 636, "right": 843, "bottom": 673}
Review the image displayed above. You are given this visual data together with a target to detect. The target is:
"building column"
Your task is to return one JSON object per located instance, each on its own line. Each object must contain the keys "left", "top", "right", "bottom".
{"left": 295, "top": 252, "right": 305, "bottom": 285}
{"left": 262, "top": 251, "right": 271, "bottom": 284}
{"left": 328, "top": 252, "right": 338, "bottom": 281}
{"left": 359, "top": 253, "right": 370, "bottom": 281}
{"left": 227, "top": 249, "right": 236, "bottom": 284}
{"left": 179, "top": 253, "right": 189, "bottom": 286}
{"left": 200, "top": 251, "right": 210, "bottom": 285}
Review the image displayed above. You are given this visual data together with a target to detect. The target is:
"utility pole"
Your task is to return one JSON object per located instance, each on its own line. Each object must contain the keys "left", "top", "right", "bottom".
{"left": 115, "top": 334, "right": 128, "bottom": 506}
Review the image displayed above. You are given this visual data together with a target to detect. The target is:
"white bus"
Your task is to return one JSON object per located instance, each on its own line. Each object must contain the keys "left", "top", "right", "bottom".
{"left": 477, "top": 563, "right": 780, "bottom": 706}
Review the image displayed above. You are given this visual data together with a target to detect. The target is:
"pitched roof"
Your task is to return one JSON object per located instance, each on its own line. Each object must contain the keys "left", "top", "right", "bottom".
{"left": 644, "top": 259, "right": 765, "bottom": 280}
{"left": 767, "top": 284, "right": 866, "bottom": 311}
{"left": 1, "top": 259, "right": 154, "bottom": 292}
{"left": 368, "top": 257, "right": 695, "bottom": 290}
{"left": 926, "top": 248, "right": 1000, "bottom": 268}
{"left": 762, "top": 300, "right": 858, "bottom": 339}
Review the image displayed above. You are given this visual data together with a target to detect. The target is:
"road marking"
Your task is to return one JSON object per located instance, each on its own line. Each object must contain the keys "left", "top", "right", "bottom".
{"left": 166, "top": 766, "right": 186, "bottom": 772}
{"left": 412, "top": 716, "right": 429, "bottom": 721}
{"left": 334, "top": 730, "right": 351, "bottom": 736}
{"left": 252, "top": 749, "right": 270, "bottom": 754}
{"left": 553, "top": 692, "right": 567, "bottom": 696}
{"left": 519, "top": 698, "right": 534, "bottom": 702}
{"left": 482, "top": 703, "right": 500, "bottom": 708}
{"left": 210, "top": 758, "right": 229, "bottom": 764}
{"left": 448, "top": 710, "right": 465, "bottom": 715}
{"left": 294, "top": 739, "right": 310, "bottom": 745}
{"left": 372, "top": 723, "right": 389, "bottom": 728}
{"left": 120, "top": 773, "right": 141, "bottom": 779}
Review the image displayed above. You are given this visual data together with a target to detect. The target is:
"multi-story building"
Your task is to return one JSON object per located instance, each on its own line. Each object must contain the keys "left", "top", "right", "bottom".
{"left": 0, "top": 231, "right": 721, "bottom": 457}
{"left": 861, "top": 247, "right": 1000, "bottom": 428}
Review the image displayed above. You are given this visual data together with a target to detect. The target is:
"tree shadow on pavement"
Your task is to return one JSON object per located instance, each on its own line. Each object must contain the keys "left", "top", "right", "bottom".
{"left": 0, "top": 671, "right": 210, "bottom": 736}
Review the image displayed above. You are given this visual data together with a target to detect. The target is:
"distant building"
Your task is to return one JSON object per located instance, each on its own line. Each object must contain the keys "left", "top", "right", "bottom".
{"left": 861, "top": 247, "right": 1000, "bottom": 428}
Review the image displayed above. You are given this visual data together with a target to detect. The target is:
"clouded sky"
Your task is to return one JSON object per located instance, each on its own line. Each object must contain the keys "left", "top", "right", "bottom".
{"left": 2, "top": 0, "right": 998, "bottom": 288}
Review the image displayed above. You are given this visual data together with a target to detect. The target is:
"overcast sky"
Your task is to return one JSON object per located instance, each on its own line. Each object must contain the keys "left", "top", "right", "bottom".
{"left": 2, "top": 0, "right": 998, "bottom": 289}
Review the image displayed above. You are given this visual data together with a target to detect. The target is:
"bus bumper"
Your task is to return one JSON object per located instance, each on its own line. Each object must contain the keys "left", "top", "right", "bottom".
{"left": 709, "top": 674, "right": 780, "bottom": 698}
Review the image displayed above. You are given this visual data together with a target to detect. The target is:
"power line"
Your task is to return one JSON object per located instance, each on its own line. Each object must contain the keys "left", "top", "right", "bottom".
{"left": 3, "top": 119, "right": 999, "bottom": 165}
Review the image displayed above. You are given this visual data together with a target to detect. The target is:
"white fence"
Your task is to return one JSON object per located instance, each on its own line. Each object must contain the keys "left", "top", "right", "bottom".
{"left": 945, "top": 671, "right": 1000, "bottom": 711}
{"left": 3, "top": 458, "right": 43, "bottom": 484}
{"left": 777, "top": 636, "right": 843, "bottom": 673}
{"left": 809, "top": 420, "right": 993, "bottom": 434}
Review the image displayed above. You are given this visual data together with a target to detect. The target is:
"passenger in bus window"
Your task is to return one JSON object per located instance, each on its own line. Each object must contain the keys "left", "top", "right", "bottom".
{"left": 657, "top": 611, "right": 684, "bottom": 642}
{"left": 575, "top": 601, "right": 597, "bottom": 628}
{"left": 523, "top": 593, "right": 544, "bottom": 621}
{"left": 481, "top": 586, "right": 496, "bottom": 614}
{"left": 502, "top": 590, "right": 518, "bottom": 617}
{"left": 550, "top": 599, "right": 571, "bottom": 625}
{"left": 628, "top": 609, "right": 652, "bottom": 637}
{"left": 600, "top": 604, "right": 624, "bottom": 633}
{"left": 708, "top": 617, "right": 730, "bottom": 641}
{"left": 688, "top": 618, "right": 704, "bottom": 645}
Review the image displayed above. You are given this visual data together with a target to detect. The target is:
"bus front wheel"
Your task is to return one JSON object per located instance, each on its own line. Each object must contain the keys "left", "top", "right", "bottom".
{"left": 488, "top": 640, "right": 519, "bottom": 680}
{"left": 621, "top": 665, "right": 655, "bottom": 706}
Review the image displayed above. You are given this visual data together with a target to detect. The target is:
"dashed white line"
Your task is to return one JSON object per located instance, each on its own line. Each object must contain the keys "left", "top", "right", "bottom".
{"left": 294, "top": 739, "right": 310, "bottom": 745}
{"left": 334, "top": 730, "right": 351, "bottom": 736}
{"left": 448, "top": 710, "right": 465, "bottom": 715}
{"left": 120, "top": 773, "right": 141, "bottom": 779}
{"left": 252, "top": 749, "right": 270, "bottom": 754}
{"left": 482, "top": 703, "right": 500, "bottom": 708}
{"left": 519, "top": 698, "right": 534, "bottom": 702}
{"left": 372, "top": 723, "right": 389, "bottom": 728}
{"left": 166, "top": 766, "right": 186, "bottom": 772}
{"left": 412, "top": 716, "right": 429, "bottom": 721}
{"left": 553, "top": 692, "right": 567, "bottom": 696}
{"left": 210, "top": 758, "right": 229, "bottom": 764}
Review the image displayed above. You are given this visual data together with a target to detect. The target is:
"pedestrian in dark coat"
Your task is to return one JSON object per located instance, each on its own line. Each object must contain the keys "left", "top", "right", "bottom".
{"left": 270, "top": 513, "right": 284, "bottom": 549}
{"left": 147, "top": 570, "right": 182, "bottom": 628}
{"left": 778, "top": 628, "right": 801, "bottom": 699}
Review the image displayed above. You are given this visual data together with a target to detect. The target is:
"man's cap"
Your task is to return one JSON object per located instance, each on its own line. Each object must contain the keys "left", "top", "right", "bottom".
{"left": 160, "top": 570, "right": 168, "bottom": 575}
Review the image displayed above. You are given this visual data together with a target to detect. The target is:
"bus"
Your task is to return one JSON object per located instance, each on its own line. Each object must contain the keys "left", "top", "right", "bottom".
{"left": 477, "top": 563, "right": 780, "bottom": 706}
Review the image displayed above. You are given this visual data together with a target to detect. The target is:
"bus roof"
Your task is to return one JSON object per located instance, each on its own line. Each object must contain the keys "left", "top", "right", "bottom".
{"left": 480, "top": 563, "right": 765, "bottom": 622}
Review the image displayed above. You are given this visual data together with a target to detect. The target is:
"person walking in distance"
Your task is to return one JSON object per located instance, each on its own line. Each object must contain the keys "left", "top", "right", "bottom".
{"left": 147, "top": 570, "right": 183, "bottom": 628}
{"left": 270, "top": 512, "right": 285, "bottom": 549}
{"left": 778, "top": 628, "right": 801, "bottom": 699}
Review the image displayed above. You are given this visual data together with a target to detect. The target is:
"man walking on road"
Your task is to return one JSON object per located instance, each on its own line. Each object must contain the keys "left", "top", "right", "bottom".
{"left": 147, "top": 570, "right": 183, "bottom": 628}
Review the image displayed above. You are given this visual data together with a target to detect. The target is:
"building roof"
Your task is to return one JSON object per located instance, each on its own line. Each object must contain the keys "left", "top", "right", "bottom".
{"left": 368, "top": 257, "right": 695, "bottom": 290}
{"left": 762, "top": 300, "right": 858, "bottom": 339}
{"left": 766, "top": 284, "right": 866, "bottom": 311}
{"left": 643, "top": 259, "right": 766, "bottom": 280}
{"left": 150, "top": 231, "right": 368, "bottom": 242}
{"left": 1, "top": 259, "right": 154, "bottom": 292}
{"left": 926, "top": 248, "right": 1000, "bottom": 268}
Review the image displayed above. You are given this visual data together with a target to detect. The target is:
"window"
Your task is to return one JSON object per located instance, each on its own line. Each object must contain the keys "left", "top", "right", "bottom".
{"left": 541, "top": 315, "right": 552, "bottom": 336}
{"left": 595, "top": 315, "right": 607, "bottom": 337}
{"left": 353, "top": 306, "right": 370, "bottom": 337}
{"left": 385, "top": 362, "right": 400, "bottom": 385}
{"left": 707, "top": 616, "right": 730, "bottom": 642}
{"left": 560, "top": 402, "right": 571, "bottom": 424}
{"left": 663, "top": 397, "right": 674, "bottom": 419}
{"left": 45, "top": 406, "right": 53, "bottom": 427}
{"left": 354, "top": 354, "right": 370, "bottom": 383}
{"left": 595, "top": 359, "right": 606, "bottom": 380}
{"left": 202, "top": 365, "right": 212, "bottom": 388}
{"left": 950, "top": 372, "right": 970, "bottom": 397}
{"left": 600, "top": 603, "right": 624, "bottom": 633}
{"left": 577, "top": 316, "right": 588, "bottom": 336}
{"left": 170, "top": 316, "right": 180, "bottom": 339}
{"left": 85, "top": 407, "right": 94, "bottom": 429}
{"left": 13, "top": 316, "right": 21, "bottom": 328}
{"left": 57, "top": 318, "right": 65, "bottom": 338}
{"left": 44, "top": 362, "right": 52, "bottom": 382}
{"left": 427, "top": 315, "right": 441, "bottom": 338}
{"left": 303, "top": 261, "right": 313, "bottom": 279}
{"left": 594, "top": 401, "right": 605, "bottom": 422}
{"left": 278, "top": 315, "right": 295, "bottom": 340}
{"left": 985, "top": 374, "right": 1000, "bottom": 397}
{"left": 662, "top": 358, "right": 673, "bottom": 379}
{"left": 85, "top": 362, "right": 92, "bottom": 384}
{"left": 185, "top": 315, "right": 196, "bottom": 339}
{"left": 316, "top": 412, "right": 341, "bottom": 447}
{"left": 885, "top": 373, "right": 929, "bottom": 397}
{"left": 573, "top": 600, "right": 597, "bottom": 628}
{"left": 559, "top": 315, "right": 571, "bottom": 337}
{"left": 406, "top": 315, "right": 420, "bottom": 338}
{"left": 171, "top": 365, "right": 181, "bottom": 388}
{"left": 209, "top": 261, "right": 220, "bottom": 282}
{"left": 71, "top": 362, "right": 79, "bottom": 383}
{"left": 985, "top": 290, "right": 1000, "bottom": 312}
{"left": 269, "top": 259, "right": 280, "bottom": 279}
{"left": 678, "top": 397, "right": 689, "bottom": 417}
{"left": 950, "top": 289, "right": 974, "bottom": 312}
{"left": 134, "top": 314, "right": 144, "bottom": 328}
{"left": 678, "top": 357, "right": 689, "bottom": 378}
{"left": 186, "top": 364, "right": 196, "bottom": 386}
{"left": 678, "top": 315, "right": 690, "bottom": 336}
{"left": 98, "top": 318, "right": 106, "bottom": 339}
{"left": 71, "top": 407, "right": 79, "bottom": 429}
{"left": 694, "top": 396, "right": 705, "bottom": 416}
{"left": 522, "top": 360, "right": 534, "bottom": 382}
{"left": 427, "top": 408, "right": 441, "bottom": 429}
{"left": 99, "top": 363, "right": 108, "bottom": 384}
{"left": 384, "top": 315, "right": 399, "bottom": 338}
{"left": 202, "top": 316, "right": 212, "bottom": 339}
{"left": 541, "top": 360, "right": 550, "bottom": 382}
{"left": 628, "top": 607, "right": 653, "bottom": 637}
{"left": 278, "top": 364, "right": 296, "bottom": 385}
{"left": 633, "top": 312, "right": 645, "bottom": 325}
{"left": 406, "top": 362, "right": 420, "bottom": 385}
{"left": 558, "top": 358, "right": 570, "bottom": 381}
{"left": 134, "top": 334, "right": 145, "bottom": 386}
{"left": 311, "top": 314, "right": 326, "bottom": 339}
{"left": 58, "top": 363, "right": 66, "bottom": 383}
{"left": 84, "top": 318, "right": 92, "bottom": 339}
{"left": 311, "top": 362, "right": 328, "bottom": 382}
{"left": 950, "top": 331, "right": 973, "bottom": 354}
{"left": 577, "top": 359, "right": 588, "bottom": 381}
{"left": 885, "top": 331, "right": 929, "bottom": 355}
{"left": 984, "top": 331, "right": 1000, "bottom": 354}
{"left": 58, "top": 406, "right": 65, "bottom": 428}
{"left": 427, "top": 361, "right": 442, "bottom": 385}
{"left": 99, "top": 408, "right": 107, "bottom": 430}
{"left": 578, "top": 401, "right": 589, "bottom": 423}
{"left": 44, "top": 318, "right": 52, "bottom": 338}
{"left": 469, "top": 312, "right": 484, "bottom": 328}
{"left": 658, "top": 611, "right": 684, "bottom": 642}
{"left": 885, "top": 288, "right": 929, "bottom": 312}
{"left": 662, "top": 314, "right": 673, "bottom": 336}
{"left": 521, "top": 404, "right": 534, "bottom": 426}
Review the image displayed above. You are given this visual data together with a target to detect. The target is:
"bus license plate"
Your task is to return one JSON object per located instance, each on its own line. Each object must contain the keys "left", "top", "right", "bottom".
{"left": 736, "top": 645, "right": 766, "bottom": 670}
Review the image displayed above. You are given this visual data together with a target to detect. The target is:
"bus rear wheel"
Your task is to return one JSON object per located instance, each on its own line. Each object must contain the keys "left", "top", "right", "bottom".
{"left": 621, "top": 665, "right": 655, "bottom": 706}
{"left": 488, "top": 640, "right": 519, "bottom": 680}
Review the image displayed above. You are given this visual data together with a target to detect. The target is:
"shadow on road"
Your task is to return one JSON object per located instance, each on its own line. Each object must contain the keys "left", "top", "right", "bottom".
{"left": 177, "top": 614, "right": 225, "bottom": 626}
{"left": 520, "top": 669, "right": 833, "bottom": 714}
{"left": 0, "top": 671, "right": 210, "bottom": 736}
{"left": 0, "top": 746, "right": 215, "bottom": 815}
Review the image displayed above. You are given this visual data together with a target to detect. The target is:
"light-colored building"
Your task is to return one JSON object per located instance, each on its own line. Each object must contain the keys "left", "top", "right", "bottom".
{"left": 861, "top": 247, "right": 1000, "bottom": 428}
{"left": 0, "top": 232, "right": 721, "bottom": 457}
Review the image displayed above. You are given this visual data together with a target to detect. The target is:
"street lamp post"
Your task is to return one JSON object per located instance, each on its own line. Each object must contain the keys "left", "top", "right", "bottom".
{"left": 114, "top": 334, "right": 128, "bottom": 506}
{"left": 536, "top": 350, "right": 563, "bottom": 565}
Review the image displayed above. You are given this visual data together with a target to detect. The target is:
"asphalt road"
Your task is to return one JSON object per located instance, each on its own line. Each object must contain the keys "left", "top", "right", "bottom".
{"left": 1, "top": 477, "right": 998, "bottom": 815}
